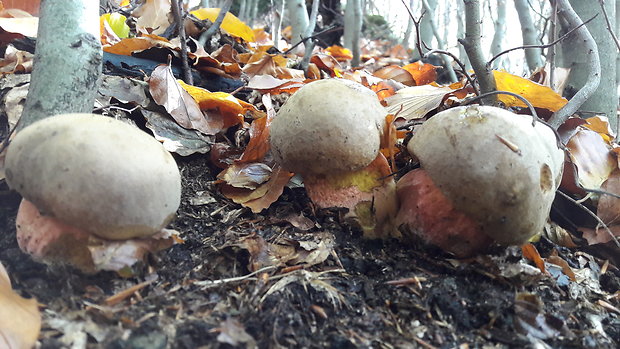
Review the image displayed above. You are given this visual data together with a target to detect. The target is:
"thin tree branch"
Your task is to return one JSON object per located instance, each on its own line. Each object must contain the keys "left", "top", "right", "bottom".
{"left": 198, "top": 0, "right": 233, "bottom": 47}
{"left": 548, "top": 0, "right": 601, "bottom": 129}
{"left": 425, "top": 49, "right": 477, "bottom": 92}
{"left": 458, "top": 0, "right": 497, "bottom": 104}
{"left": 549, "top": 0, "right": 558, "bottom": 92}
{"left": 171, "top": 0, "right": 192, "bottom": 84}
{"left": 283, "top": 26, "right": 340, "bottom": 54}
{"left": 598, "top": 0, "right": 620, "bottom": 51}
{"left": 556, "top": 190, "right": 620, "bottom": 248}
{"left": 420, "top": 0, "right": 457, "bottom": 82}
{"left": 487, "top": 15, "right": 597, "bottom": 67}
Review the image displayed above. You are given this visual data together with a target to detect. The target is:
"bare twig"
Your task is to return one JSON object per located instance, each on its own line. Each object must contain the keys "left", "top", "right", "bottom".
{"left": 198, "top": 0, "right": 233, "bottom": 47}
{"left": 487, "top": 15, "right": 597, "bottom": 68}
{"left": 549, "top": 0, "right": 558, "bottom": 92}
{"left": 556, "top": 190, "right": 620, "bottom": 248}
{"left": 400, "top": 0, "right": 424, "bottom": 60}
{"left": 548, "top": 0, "right": 601, "bottom": 128}
{"left": 420, "top": 0, "right": 457, "bottom": 82}
{"left": 458, "top": 0, "right": 497, "bottom": 104}
{"left": 300, "top": 0, "right": 320, "bottom": 73}
{"left": 425, "top": 48, "right": 477, "bottom": 93}
{"left": 283, "top": 26, "right": 340, "bottom": 54}
{"left": 171, "top": 0, "right": 192, "bottom": 84}
{"left": 598, "top": 0, "right": 620, "bottom": 51}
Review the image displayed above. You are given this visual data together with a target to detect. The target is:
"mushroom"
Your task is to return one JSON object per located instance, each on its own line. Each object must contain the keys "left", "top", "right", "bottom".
{"left": 5, "top": 113, "right": 181, "bottom": 270}
{"left": 397, "top": 105, "right": 564, "bottom": 256}
{"left": 270, "top": 78, "right": 386, "bottom": 176}
{"left": 269, "top": 78, "right": 390, "bottom": 210}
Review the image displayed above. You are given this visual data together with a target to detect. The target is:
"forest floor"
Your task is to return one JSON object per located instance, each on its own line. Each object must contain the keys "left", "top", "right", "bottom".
{"left": 1, "top": 154, "right": 619, "bottom": 349}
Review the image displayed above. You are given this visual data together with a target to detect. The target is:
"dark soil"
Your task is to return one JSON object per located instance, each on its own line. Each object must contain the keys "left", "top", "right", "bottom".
{"left": 1, "top": 154, "right": 619, "bottom": 349}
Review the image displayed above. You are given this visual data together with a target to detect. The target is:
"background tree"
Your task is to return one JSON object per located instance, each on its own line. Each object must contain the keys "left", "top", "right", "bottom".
{"left": 514, "top": 0, "right": 544, "bottom": 72}
{"left": 287, "top": 0, "right": 309, "bottom": 46}
{"left": 344, "top": 0, "right": 362, "bottom": 66}
{"left": 557, "top": 0, "right": 617, "bottom": 130}
{"left": 490, "top": 0, "right": 507, "bottom": 69}
{"left": 19, "top": 0, "right": 102, "bottom": 130}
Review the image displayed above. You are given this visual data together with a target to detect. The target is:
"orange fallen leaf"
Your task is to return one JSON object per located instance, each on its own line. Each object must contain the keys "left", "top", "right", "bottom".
{"left": 325, "top": 45, "right": 353, "bottom": 61}
{"left": 402, "top": 61, "right": 437, "bottom": 86}
{"left": 522, "top": 243, "right": 545, "bottom": 274}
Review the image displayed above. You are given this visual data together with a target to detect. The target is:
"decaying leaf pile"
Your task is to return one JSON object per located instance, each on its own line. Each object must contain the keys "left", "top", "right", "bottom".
{"left": 0, "top": 0, "right": 618, "bottom": 348}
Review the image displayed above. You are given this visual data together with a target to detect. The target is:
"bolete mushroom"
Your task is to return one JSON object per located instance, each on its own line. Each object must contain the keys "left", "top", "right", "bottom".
{"left": 270, "top": 78, "right": 386, "bottom": 176}
{"left": 5, "top": 114, "right": 181, "bottom": 270}
{"left": 397, "top": 105, "right": 564, "bottom": 256}
{"left": 269, "top": 78, "right": 391, "bottom": 211}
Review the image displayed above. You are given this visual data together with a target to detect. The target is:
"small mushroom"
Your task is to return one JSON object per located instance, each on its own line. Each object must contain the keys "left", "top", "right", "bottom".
{"left": 270, "top": 78, "right": 386, "bottom": 176}
{"left": 5, "top": 113, "right": 181, "bottom": 270}
{"left": 398, "top": 105, "right": 564, "bottom": 255}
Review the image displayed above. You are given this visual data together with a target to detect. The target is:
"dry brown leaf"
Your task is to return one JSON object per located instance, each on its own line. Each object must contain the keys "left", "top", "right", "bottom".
{"left": 384, "top": 85, "right": 455, "bottom": 120}
{"left": 565, "top": 129, "right": 616, "bottom": 191}
{"left": 149, "top": 64, "right": 217, "bottom": 135}
{"left": 238, "top": 94, "right": 275, "bottom": 163}
{"left": 373, "top": 65, "right": 415, "bottom": 86}
{"left": 217, "top": 162, "right": 272, "bottom": 189}
{"left": 131, "top": 0, "right": 171, "bottom": 35}
{"left": 0, "top": 262, "right": 41, "bottom": 349}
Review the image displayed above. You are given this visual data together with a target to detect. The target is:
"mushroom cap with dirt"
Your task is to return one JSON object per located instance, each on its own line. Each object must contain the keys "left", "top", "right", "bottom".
{"left": 269, "top": 78, "right": 386, "bottom": 175}
{"left": 404, "top": 105, "right": 564, "bottom": 246}
{"left": 5, "top": 113, "right": 181, "bottom": 240}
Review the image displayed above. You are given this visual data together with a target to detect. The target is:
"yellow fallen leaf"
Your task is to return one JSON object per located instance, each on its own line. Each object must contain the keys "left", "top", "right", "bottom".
{"left": 191, "top": 8, "right": 255, "bottom": 42}
{"left": 494, "top": 70, "right": 568, "bottom": 112}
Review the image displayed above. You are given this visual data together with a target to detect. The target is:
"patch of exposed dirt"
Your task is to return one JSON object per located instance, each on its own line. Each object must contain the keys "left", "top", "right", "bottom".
{"left": 1, "top": 155, "right": 619, "bottom": 348}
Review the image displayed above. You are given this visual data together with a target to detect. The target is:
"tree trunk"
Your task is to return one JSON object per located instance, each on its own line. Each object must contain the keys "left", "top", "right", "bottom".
{"left": 560, "top": 0, "right": 617, "bottom": 130}
{"left": 238, "top": 0, "right": 247, "bottom": 21}
{"left": 344, "top": 0, "right": 363, "bottom": 67}
{"left": 271, "top": 0, "right": 284, "bottom": 50}
{"left": 249, "top": 0, "right": 259, "bottom": 26}
{"left": 287, "top": 0, "right": 309, "bottom": 46}
{"left": 402, "top": 0, "right": 414, "bottom": 50}
{"left": 460, "top": 0, "right": 497, "bottom": 104}
{"left": 490, "top": 0, "right": 507, "bottom": 69}
{"left": 514, "top": 0, "right": 544, "bottom": 72}
{"left": 19, "top": 0, "right": 102, "bottom": 130}
{"left": 201, "top": 0, "right": 209, "bottom": 7}
{"left": 456, "top": 0, "right": 471, "bottom": 70}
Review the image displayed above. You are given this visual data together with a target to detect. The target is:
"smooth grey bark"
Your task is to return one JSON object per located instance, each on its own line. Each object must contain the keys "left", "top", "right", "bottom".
{"left": 19, "top": 0, "right": 102, "bottom": 130}
{"left": 549, "top": 0, "right": 601, "bottom": 128}
{"left": 271, "top": 0, "right": 285, "bottom": 50}
{"left": 249, "top": 0, "right": 259, "bottom": 26}
{"left": 402, "top": 0, "right": 415, "bottom": 50}
{"left": 201, "top": 0, "right": 209, "bottom": 7}
{"left": 238, "top": 0, "right": 247, "bottom": 21}
{"left": 456, "top": 0, "right": 471, "bottom": 69}
{"left": 344, "top": 0, "right": 362, "bottom": 66}
{"left": 490, "top": 0, "right": 507, "bottom": 69}
{"left": 616, "top": 0, "right": 620, "bottom": 89}
{"left": 421, "top": 0, "right": 457, "bottom": 82}
{"left": 460, "top": 0, "right": 497, "bottom": 103}
{"left": 300, "top": 0, "right": 319, "bottom": 72}
{"left": 514, "top": 0, "right": 544, "bottom": 71}
{"left": 560, "top": 0, "right": 616, "bottom": 129}
{"left": 287, "top": 0, "right": 308, "bottom": 46}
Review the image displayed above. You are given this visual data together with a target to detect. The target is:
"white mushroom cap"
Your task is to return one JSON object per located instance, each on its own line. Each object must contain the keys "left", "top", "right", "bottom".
{"left": 270, "top": 78, "right": 386, "bottom": 175}
{"left": 5, "top": 113, "right": 181, "bottom": 240}
{"left": 408, "top": 105, "right": 564, "bottom": 245}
